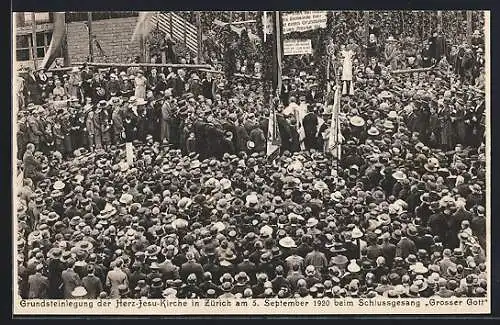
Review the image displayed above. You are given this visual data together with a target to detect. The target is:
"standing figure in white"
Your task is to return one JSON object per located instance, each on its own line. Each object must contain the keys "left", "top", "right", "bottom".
{"left": 341, "top": 45, "right": 355, "bottom": 96}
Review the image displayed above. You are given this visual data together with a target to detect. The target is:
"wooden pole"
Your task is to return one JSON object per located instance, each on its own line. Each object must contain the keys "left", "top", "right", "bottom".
{"left": 196, "top": 12, "right": 203, "bottom": 63}
{"left": 466, "top": 10, "right": 473, "bottom": 45}
{"left": 139, "top": 36, "right": 144, "bottom": 63}
{"left": 87, "top": 12, "right": 94, "bottom": 62}
{"left": 31, "top": 12, "right": 38, "bottom": 69}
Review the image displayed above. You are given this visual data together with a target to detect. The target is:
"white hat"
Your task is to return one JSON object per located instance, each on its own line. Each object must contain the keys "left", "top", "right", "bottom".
{"left": 53, "top": 181, "right": 66, "bottom": 190}
{"left": 71, "top": 286, "right": 88, "bottom": 297}
{"left": 349, "top": 116, "right": 365, "bottom": 127}
{"left": 351, "top": 227, "right": 363, "bottom": 239}
{"left": 347, "top": 259, "right": 361, "bottom": 273}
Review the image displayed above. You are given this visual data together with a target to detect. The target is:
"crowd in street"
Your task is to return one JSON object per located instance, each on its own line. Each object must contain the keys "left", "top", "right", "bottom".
{"left": 16, "top": 11, "right": 486, "bottom": 300}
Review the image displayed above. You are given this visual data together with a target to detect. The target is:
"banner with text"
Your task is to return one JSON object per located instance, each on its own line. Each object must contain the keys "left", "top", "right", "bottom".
{"left": 283, "top": 39, "right": 313, "bottom": 56}
{"left": 282, "top": 11, "right": 327, "bottom": 34}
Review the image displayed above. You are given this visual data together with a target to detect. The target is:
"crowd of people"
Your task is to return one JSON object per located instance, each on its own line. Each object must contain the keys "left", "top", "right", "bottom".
{"left": 16, "top": 11, "right": 487, "bottom": 300}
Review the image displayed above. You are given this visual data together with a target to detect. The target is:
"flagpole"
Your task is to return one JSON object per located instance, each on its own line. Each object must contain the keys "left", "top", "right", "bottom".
{"left": 31, "top": 12, "right": 38, "bottom": 69}
{"left": 266, "top": 11, "right": 283, "bottom": 158}
{"left": 275, "top": 10, "right": 283, "bottom": 96}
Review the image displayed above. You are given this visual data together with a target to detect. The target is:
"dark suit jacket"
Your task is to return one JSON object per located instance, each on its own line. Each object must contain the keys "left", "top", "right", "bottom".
{"left": 82, "top": 274, "right": 103, "bottom": 298}
{"left": 237, "top": 260, "right": 257, "bottom": 283}
{"left": 395, "top": 238, "right": 416, "bottom": 258}
{"left": 179, "top": 261, "right": 204, "bottom": 281}
{"left": 158, "top": 260, "right": 180, "bottom": 280}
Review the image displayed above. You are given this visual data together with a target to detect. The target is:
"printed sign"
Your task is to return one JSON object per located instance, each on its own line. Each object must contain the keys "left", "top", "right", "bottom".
{"left": 283, "top": 39, "right": 313, "bottom": 56}
{"left": 282, "top": 11, "right": 327, "bottom": 34}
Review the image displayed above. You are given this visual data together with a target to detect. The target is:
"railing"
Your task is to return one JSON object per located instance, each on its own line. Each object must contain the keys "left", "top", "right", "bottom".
{"left": 149, "top": 12, "right": 198, "bottom": 55}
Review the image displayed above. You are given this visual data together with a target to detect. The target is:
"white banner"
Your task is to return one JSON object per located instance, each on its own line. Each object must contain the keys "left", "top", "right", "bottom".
{"left": 283, "top": 39, "right": 313, "bottom": 56}
{"left": 282, "top": 11, "right": 327, "bottom": 34}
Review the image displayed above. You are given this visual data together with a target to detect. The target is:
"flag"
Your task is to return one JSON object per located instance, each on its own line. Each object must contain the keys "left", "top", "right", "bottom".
{"left": 40, "top": 12, "right": 66, "bottom": 70}
{"left": 328, "top": 86, "right": 342, "bottom": 159}
{"left": 262, "top": 11, "right": 273, "bottom": 43}
{"left": 297, "top": 103, "right": 307, "bottom": 150}
{"left": 131, "top": 11, "right": 158, "bottom": 42}
{"left": 266, "top": 98, "right": 281, "bottom": 159}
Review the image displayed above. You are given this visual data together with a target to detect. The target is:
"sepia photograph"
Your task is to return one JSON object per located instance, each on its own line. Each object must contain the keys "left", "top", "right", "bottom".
{"left": 12, "top": 10, "right": 490, "bottom": 315}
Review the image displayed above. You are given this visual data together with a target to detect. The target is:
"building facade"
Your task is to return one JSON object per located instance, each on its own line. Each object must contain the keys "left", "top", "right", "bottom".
{"left": 14, "top": 12, "right": 142, "bottom": 69}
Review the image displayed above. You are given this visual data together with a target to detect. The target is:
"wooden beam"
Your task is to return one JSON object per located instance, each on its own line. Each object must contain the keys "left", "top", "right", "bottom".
{"left": 215, "top": 19, "right": 256, "bottom": 26}
{"left": 234, "top": 72, "right": 262, "bottom": 80}
{"left": 391, "top": 66, "right": 435, "bottom": 74}
{"left": 73, "top": 61, "right": 214, "bottom": 69}
{"left": 197, "top": 68, "right": 224, "bottom": 74}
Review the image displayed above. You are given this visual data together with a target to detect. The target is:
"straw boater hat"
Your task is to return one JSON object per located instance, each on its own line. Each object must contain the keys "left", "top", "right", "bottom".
{"left": 279, "top": 236, "right": 297, "bottom": 248}
{"left": 71, "top": 286, "right": 88, "bottom": 298}
{"left": 350, "top": 116, "right": 365, "bottom": 127}
{"left": 387, "top": 111, "right": 398, "bottom": 119}
{"left": 53, "top": 181, "right": 65, "bottom": 190}
{"left": 74, "top": 240, "right": 93, "bottom": 252}
{"left": 391, "top": 170, "right": 407, "bottom": 180}
{"left": 383, "top": 120, "right": 395, "bottom": 129}
{"left": 410, "top": 262, "right": 428, "bottom": 274}
{"left": 367, "top": 126, "right": 380, "bottom": 136}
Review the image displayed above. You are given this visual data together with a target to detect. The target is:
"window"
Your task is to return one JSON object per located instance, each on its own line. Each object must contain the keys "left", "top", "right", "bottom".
{"left": 23, "top": 12, "right": 51, "bottom": 24}
{"left": 15, "top": 31, "right": 52, "bottom": 62}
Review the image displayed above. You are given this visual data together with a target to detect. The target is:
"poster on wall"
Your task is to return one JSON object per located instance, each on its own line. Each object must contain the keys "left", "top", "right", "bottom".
{"left": 282, "top": 11, "right": 327, "bottom": 34}
{"left": 283, "top": 39, "right": 313, "bottom": 55}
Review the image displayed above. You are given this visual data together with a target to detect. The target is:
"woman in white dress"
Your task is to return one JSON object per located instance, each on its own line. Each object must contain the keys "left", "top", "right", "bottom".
{"left": 134, "top": 70, "right": 147, "bottom": 99}
{"left": 341, "top": 45, "right": 355, "bottom": 96}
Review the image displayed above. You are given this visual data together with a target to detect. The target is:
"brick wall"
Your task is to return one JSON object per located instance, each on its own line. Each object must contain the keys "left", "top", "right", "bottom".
{"left": 67, "top": 17, "right": 141, "bottom": 63}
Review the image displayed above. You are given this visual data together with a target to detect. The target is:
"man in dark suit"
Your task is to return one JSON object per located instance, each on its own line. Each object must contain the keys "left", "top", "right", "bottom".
{"left": 276, "top": 111, "right": 292, "bottom": 153}
{"left": 201, "top": 73, "right": 215, "bottom": 100}
{"left": 280, "top": 76, "right": 291, "bottom": 106}
{"left": 305, "top": 84, "right": 322, "bottom": 104}
{"left": 395, "top": 234, "right": 416, "bottom": 259}
{"left": 158, "top": 257, "right": 180, "bottom": 281}
{"left": 82, "top": 265, "right": 103, "bottom": 298}
{"left": 237, "top": 252, "right": 257, "bottom": 284}
{"left": 379, "top": 233, "right": 397, "bottom": 268}
{"left": 28, "top": 264, "right": 49, "bottom": 298}
{"left": 172, "top": 69, "right": 187, "bottom": 98}
{"left": 302, "top": 106, "right": 319, "bottom": 150}
{"left": 179, "top": 252, "right": 204, "bottom": 282}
